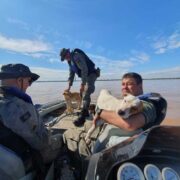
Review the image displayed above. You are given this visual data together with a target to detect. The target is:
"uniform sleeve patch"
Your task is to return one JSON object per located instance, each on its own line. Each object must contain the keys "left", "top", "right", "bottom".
{"left": 20, "top": 112, "right": 31, "bottom": 122}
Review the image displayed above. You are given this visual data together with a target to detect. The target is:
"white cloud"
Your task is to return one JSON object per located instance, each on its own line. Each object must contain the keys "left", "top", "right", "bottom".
{"left": 7, "top": 18, "right": 29, "bottom": 31}
{"left": 96, "top": 46, "right": 105, "bottom": 53}
{"left": 88, "top": 53, "right": 134, "bottom": 79}
{"left": 137, "top": 53, "right": 149, "bottom": 62}
{"left": 0, "top": 34, "right": 52, "bottom": 55}
{"left": 155, "top": 48, "right": 166, "bottom": 54}
{"left": 130, "top": 51, "right": 150, "bottom": 63}
{"left": 24, "top": 52, "right": 46, "bottom": 58}
{"left": 48, "top": 58, "right": 60, "bottom": 63}
{"left": 74, "top": 40, "right": 92, "bottom": 49}
{"left": 30, "top": 67, "right": 69, "bottom": 81}
{"left": 168, "top": 32, "right": 180, "bottom": 49}
{"left": 152, "top": 31, "right": 180, "bottom": 54}
{"left": 142, "top": 66, "right": 180, "bottom": 78}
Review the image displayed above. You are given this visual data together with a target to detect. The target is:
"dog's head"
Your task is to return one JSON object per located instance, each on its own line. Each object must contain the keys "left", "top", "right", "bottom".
{"left": 63, "top": 91, "right": 72, "bottom": 99}
{"left": 89, "top": 104, "right": 96, "bottom": 115}
{"left": 117, "top": 94, "right": 143, "bottom": 119}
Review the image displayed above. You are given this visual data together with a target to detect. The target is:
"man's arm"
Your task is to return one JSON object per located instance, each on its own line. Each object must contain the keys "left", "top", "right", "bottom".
{"left": 2, "top": 99, "right": 49, "bottom": 150}
{"left": 100, "top": 110, "right": 146, "bottom": 131}
{"left": 99, "top": 100, "right": 156, "bottom": 131}
{"left": 67, "top": 67, "right": 75, "bottom": 90}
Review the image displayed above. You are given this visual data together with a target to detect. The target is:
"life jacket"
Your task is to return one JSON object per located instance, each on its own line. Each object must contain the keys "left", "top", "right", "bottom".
{"left": 68, "top": 48, "right": 96, "bottom": 77}
{"left": 138, "top": 93, "right": 167, "bottom": 130}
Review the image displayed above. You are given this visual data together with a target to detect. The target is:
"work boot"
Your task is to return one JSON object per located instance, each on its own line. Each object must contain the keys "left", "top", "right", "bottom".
{"left": 84, "top": 109, "right": 89, "bottom": 117}
{"left": 73, "top": 109, "right": 89, "bottom": 127}
{"left": 73, "top": 115, "right": 86, "bottom": 127}
{"left": 75, "top": 109, "right": 89, "bottom": 117}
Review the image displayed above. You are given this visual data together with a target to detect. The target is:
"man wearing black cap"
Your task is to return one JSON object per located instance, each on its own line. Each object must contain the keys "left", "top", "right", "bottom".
{"left": 0, "top": 64, "right": 62, "bottom": 164}
{"left": 60, "top": 48, "right": 100, "bottom": 126}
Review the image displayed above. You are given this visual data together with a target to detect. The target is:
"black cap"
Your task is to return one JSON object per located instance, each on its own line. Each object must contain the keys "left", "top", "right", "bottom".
{"left": 0, "top": 64, "right": 39, "bottom": 82}
{"left": 60, "top": 48, "right": 69, "bottom": 61}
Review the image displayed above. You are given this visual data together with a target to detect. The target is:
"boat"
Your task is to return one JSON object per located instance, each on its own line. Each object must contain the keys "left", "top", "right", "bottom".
{"left": 0, "top": 99, "right": 180, "bottom": 180}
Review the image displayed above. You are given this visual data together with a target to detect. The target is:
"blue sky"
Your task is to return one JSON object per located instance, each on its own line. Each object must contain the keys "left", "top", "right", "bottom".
{"left": 0, "top": 0, "right": 180, "bottom": 80}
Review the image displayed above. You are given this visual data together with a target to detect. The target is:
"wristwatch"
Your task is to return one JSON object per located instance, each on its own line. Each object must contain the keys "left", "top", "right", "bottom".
{"left": 96, "top": 106, "right": 103, "bottom": 116}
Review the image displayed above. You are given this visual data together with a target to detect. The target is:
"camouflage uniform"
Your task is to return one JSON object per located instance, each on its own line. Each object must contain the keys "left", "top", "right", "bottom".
{"left": 68, "top": 52, "right": 97, "bottom": 110}
{"left": 0, "top": 87, "right": 62, "bottom": 164}
{"left": 0, "top": 64, "right": 64, "bottom": 165}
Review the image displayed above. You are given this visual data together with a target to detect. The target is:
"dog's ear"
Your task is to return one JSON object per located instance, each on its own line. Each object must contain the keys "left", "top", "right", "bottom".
{"left": 63, "top": 91, "right": 68, "bottom": 95}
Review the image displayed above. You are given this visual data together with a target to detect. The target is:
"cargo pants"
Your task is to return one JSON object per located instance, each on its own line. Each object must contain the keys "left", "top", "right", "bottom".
{"left": 82, "top": 72, "right": 97, "bottom": 110}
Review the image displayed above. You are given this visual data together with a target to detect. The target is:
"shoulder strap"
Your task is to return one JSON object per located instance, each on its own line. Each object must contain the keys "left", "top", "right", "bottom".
{"left": 72, "top": 48, "right": 96, "bottom": 73}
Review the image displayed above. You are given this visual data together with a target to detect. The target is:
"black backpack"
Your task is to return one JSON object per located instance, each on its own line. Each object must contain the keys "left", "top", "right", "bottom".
{"left": 73, "top": 48, "right": 92, "bottom": 62}
{"left": 73, "top": 48, "right": 101, "bottom": 77}
{"left": 141, "top": 94, "right": 167, "bottom": 130}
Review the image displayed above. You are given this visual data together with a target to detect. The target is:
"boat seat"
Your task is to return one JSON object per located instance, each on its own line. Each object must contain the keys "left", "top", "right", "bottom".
{"left": 0, "top": 144, "right": 25, "bottom": 180}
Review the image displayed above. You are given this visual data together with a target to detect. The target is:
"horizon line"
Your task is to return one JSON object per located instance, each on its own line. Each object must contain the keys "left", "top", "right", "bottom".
{"left": 36, "top": 77, "right": 180, "bottom": 82}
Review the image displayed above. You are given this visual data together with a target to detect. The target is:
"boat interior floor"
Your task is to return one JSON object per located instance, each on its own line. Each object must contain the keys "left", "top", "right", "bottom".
{"left": 44, "top": 108, "right": 94, "bottom": 134}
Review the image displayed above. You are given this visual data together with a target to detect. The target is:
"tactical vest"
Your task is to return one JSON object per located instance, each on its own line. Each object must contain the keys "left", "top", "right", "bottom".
{"left": 68, "top": 48, "right": 96, "bottom": 77}
{"left": 0, "top": 88, "right": 45, "bottom": 176}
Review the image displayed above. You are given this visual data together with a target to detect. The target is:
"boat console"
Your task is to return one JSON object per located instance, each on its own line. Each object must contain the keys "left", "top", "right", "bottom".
{"left": 86, "top": 126, "right": 180, "bottom": 180}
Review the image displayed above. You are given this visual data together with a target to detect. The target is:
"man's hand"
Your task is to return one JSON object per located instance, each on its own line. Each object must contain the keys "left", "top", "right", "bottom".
{"left": 80, "top": 84, "right": 85, "bottom": 94}
{"left": 65, "top": 88, "right": 70, "bottom": 92}
{"left": 65, "top": 85, "right": 71, "bottom": 92}
{"left": 92, "top": 114, "right": 100, "bottom": 125}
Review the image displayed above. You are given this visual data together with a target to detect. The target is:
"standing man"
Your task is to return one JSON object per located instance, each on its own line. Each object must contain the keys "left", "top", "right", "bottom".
{"left": 60, "top": 48, "right": 100, "bottom": 126}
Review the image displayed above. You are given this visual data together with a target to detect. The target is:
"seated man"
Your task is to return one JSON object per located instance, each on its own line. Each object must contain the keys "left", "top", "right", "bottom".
{"left": 63, "top": 72, "right": 167, "bottom": 166}
{"left": 92, "top": 72, "right": 167, "bottom": 152}
{"left": 0, "top": 63, "right": 63, "bottom": 166}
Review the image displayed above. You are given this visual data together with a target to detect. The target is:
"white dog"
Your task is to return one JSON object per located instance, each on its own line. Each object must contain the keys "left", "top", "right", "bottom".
{"left": 85, "top": 89, "right": 143, "bottom": 144}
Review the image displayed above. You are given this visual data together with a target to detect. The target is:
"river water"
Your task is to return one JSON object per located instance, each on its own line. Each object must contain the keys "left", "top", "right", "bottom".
{"left": 27, "top": 79, "right": 180, "bottom": 121}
